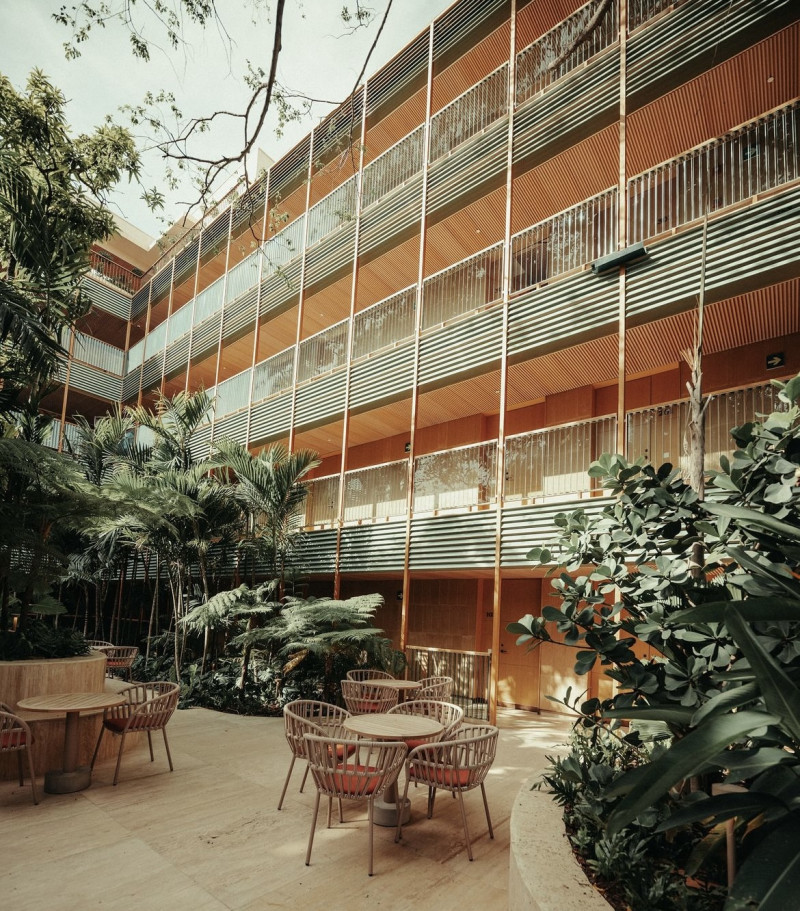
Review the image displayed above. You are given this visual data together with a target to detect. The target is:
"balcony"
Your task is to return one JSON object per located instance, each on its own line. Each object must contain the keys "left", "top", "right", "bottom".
{"left": 88, "top": 249, "right": 141, "bottom": 295}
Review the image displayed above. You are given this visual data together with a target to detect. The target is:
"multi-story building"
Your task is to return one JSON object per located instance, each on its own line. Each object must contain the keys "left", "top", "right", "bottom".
{"left": 46, "top": 0, "right": 800, "bottom": 717}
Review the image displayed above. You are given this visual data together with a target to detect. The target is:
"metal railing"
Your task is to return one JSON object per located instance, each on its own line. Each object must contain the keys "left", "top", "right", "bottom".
{"left": 406, "top": 646, "right": 490, "bottom": 721}
{"left": 352, "top": 286, "right": 417, "bottom": 360}
{"left": 89, "top": 249, "right": 141, "bottom": 294}
{"left": 343, "top": 460, "right": 407, "bottom": 522}
{"left": 225, "top": 249, "right": 260, "bottom": 304}
{"left": 167, "top": 301, "right": 193, "bottom": 344}
{"left": 628, "top": 102, "right": 800, "bottom": 244}
{"left": 263, "top": 213, "right": 305, "bottom": 270}
{"left": 628, "top": 0, "right": 678, "bottom": 31}
{"left": 306, "top": 175, "right": 358, "bottom": 248}
{"left": 304, "top": 474, "right": 341, "bottom": 527}
{"left": 422, "top": 242, "right": 504, "bottom": 329}
{"left": 516, "top": 0, "right": 618, "bottom": 105}
{"left": 70, "top": 331, "right": 125, "bottom": 375}
{"left": 252, "top": 347, "right": 295, "bottom": 402}
{"left": 505, "top": 415, "right": 617, "bottom": 501}
{"left": 625, "top": 382, "right": 786, "bottom": 475}
{"left": 296, "top": 319, "right": 349, "bottom": 383}
{"left": 413, "top": 441, "right": 498, "bottom": 513}
{"left": 214, "top": 369, "right": 252, "bottom": 418}
{"left": 429, "top": 63, "right": 509, "bottom": 163}
{"left": 362, "top": 126, "right": 424, "bottom": 209}
{"left": 510, "top": 189, "right": 617, "bottom": 292}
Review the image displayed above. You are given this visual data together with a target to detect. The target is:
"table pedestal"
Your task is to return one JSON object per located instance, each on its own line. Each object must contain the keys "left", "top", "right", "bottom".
{"left": 372, "top": 792, "right": 411, "bottom": 827}
{"left": 44, "top": 766, "right": 92, "bottom": 794}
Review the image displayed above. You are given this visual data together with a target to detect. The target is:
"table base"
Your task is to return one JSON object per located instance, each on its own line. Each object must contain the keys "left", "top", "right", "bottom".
{"left": 44, "top": 765, "right": 92, "bottom": 794}
{"left": 372, "top": 795, "right": 410, "bottom": 827}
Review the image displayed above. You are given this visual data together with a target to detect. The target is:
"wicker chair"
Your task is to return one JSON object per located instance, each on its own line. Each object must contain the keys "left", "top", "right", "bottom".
{"left": 278, "top": 700, "right": 352, "bottom": 810}
{"left": 86, "top": 639, "right": 114, "bottom": 649}
{"left": 387, "top": 699, "right": 464, "bottom": 749}
{"left": 341, "top": 679, "right": 398, "bottom": 715}
{"left": 303, "top": 733, "right": 407, "bottom": 876}
{"left": 0, "top": 704, "right": 38, "bottom": 804}
{"left": 396, "top": 724, "right": 499, "bottom": 861}
{"left": 416, "top": 675, "right": 453, "bottom": 700}
{"left": 345, "top": 669, "right": 394, "bottom": 682}
{"left": 91, "top": 682, "right": 180, "bottom": 785}
{"left": 102, "top": 645, "right": 139, "bottom": 682}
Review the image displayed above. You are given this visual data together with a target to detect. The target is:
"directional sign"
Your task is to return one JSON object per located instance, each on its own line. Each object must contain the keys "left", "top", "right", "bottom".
{"left": 766, "top": 352, "right": 785, "bottom": 370}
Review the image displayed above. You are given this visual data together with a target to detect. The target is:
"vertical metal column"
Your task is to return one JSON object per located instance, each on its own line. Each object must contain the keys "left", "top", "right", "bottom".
{"left": 183, "top": 226, "right": 205, "bottom": 394}
{"left": 400, "top": 21, "right": 435, "bottom": 653}
{"left": 287, "top": 134, "right": 316, "bottom": 452}
{"left": 208, "top": 205, "right": 235, "bottom": 447}
{"left": 57, "top": 328, "right": 76, "bottom": 452}
{"left": 489, "top": 0, "right": 517, "bottom": 727}
{"left": 333, "top": 86, "right": 368, "bottom": 599}
{"left": 136, "top": 272, "right": 155, "bottom": 407}
{"left": 616, "top": 0, "right": 628, "bottom": 456}
{"left": 158, "top": 258, "right": 176, "bottom": 397}
{"left": 245, "top": 173, "right": 272, "bottom": 450}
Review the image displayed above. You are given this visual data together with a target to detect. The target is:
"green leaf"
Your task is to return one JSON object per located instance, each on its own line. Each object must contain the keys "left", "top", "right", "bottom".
{"left": 725, "top": 607, "right": 800, "bottom": 743}
{"left": 656, "top": 791, "right": 788, "bottom": 831}
{"left": 727, "top": 813, "right": 800, "bottom": 910}
{"left": 603, "top": 705, "right": 695, "bottom": 725}
{"left": 705, "top": 502, "right": 800, "bottom": 540}
{"left": 605, "top": 710, "right": 780, "bottom": 836}
{"left": 671, "top": 597, "right": 800, "bottom": 625}
{"left": 691, "top": 681, "right": 760, "bottom": 725}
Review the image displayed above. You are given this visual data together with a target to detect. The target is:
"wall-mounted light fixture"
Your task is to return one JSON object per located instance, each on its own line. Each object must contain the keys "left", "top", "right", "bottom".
{"left": 592, "top": 242, "right": 649, "bottom": 275}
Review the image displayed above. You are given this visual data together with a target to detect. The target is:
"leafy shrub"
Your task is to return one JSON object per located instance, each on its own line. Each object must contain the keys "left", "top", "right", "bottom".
{"left": 0, "top": 621, "right": 90, "bottom": 660}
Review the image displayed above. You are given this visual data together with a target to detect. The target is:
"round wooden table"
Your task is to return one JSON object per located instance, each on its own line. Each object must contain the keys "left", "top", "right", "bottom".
{"left": 367, "top": 678, "right": 421, "bottom": 702}
{"left": 343, "top": 712, "right": 443, "bottom": 826}
{"left": 18, "top": 692, "right": 126, "bottom": 794}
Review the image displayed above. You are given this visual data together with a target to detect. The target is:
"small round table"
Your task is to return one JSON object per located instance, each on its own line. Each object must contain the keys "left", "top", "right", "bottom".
{"left": 368, "top": 678, "right": 421, "bottom": 704}
{"left": 18, "top": 692, "right": 126, "bottom": 794}
{"left": 343, "top": 712, "right": 443, "bottom": 826}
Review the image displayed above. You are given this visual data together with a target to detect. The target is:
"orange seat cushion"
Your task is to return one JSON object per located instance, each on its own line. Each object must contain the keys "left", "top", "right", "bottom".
{"left": 0, "top": 731, "right": 26, "bottom": 748}
{"left": 104, "top": 717, "right": 131, "bottom": 733}
{"left": 331, "top": 765, "right": 381, "bottom": 796}
{"left": 410, "top": 766, "right": 470, "bottom": 788}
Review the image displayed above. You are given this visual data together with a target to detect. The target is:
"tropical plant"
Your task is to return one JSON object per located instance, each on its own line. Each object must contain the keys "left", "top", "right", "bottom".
{"left": 509, "top": 374, "right": 800, "bottom": 909}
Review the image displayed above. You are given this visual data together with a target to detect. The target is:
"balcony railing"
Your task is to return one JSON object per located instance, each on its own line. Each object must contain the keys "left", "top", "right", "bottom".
{"left": 413, "top": 441, "right": 498, "bottom": 513}
{"left": 304, "top": 474, "right": 341, "bottom": 527}
{"left": 252, "top": 348, "right": 295, "bottom": 403}
{"left": 362, "top": 126, "right": 424, "bottom": 209}
{"left": 628, "top": 102, "right": 800, "bottom": 245}
{"left": 352, "top": 286, "right": 417, "bottom": 360}
{"left": 429, "top": 63, "right": 509, "bottom": 163}
{"left": 306, "top": 175, "right": 358, "bottom": 248}
{"left": 505, "top": 415, "right": 617, "bottom": 501}
{"left": 343, "top": 460, "right": 407, "bottom": 522}
{"left": 406, "top": 646, "right": 490, "bottom": 721}
{"left": 213, "top": 369, "right": 251, "bottom": 418}
{"left": 89, "top": 249, "right": 141, "bottom": 294}
{"left": 69, "top": 331, "right": 126, "bottom": 376}
{"left": 422, "top": 243, "right": 504, "bottom": 329}
{"left": 297, "top": 319, "right": 349, "bottom": 384}
{"left": 516, "top": 0, "right": 618, "bottom": 105}
{"left": 625, "top": 382, "right": 785, "bottom": 475}
{"left": 510, "top": 189, "right": 617, "bottom": 292}
{"left": 628, "top": 0, "right": 678, "bottom": 32}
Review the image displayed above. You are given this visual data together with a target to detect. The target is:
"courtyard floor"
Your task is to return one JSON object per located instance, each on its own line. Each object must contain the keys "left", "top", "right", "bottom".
{"left": 0, "top": 706, "right": 571, "bottom": 911}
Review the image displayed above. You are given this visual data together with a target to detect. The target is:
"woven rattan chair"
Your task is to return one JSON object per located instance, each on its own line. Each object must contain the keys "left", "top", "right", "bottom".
{"left": 102, "top": 645, "right": 139, "bottom": 682}
{"left": 416, "top": 675, "right": 453, "bottom": 700}
{"left": 91, "top": 682, "right": 180, "bottom": 785}
{"left": 303, "top": 733, "right": 407, "bottom": 876}
{"left": 0, "top": 704, "right": 38, "bottom": 804}
{"left": 345, "top": 669, "right": 394, "bottom": 682}
{"left": 341, "top": 679, "right": 399, "bottom": 715}
{"left": 387, "top": 699, "right": 464, "bottom": 749}
{"left": 278, "top": 699, "right": 352, "bottom": 810}
{"left": 396, "top": 724, "right": 498, "bottom": 861}
{"left": 86, "top": 639, "right": 114, "bottom": 649}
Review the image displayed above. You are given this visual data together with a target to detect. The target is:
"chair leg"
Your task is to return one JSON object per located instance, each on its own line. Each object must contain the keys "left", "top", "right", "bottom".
{"left": 17, "top": 751, "right": 24, "bottom": 787}
{"left": 480, "top": 782, "right": 494, "bottom": 839}
{"left": 305, "top": 790, "right": 321, "bottom": 866}
{"left": 26, "top": 748, "right": 39, "bottom": 805}
{"left": 327, "top": 795, "right": 332, "bottom": 828}
{"left": 427, "top": 786, "right": 437, "bottom": 818}
{"left": 162, "top": 727, "right": 174, "bottom": 772}
{"left": 113, "top": 732, "right": 127, "bottom": 786}
{"left": 396, "top": 774, "right": 412, "bottom": 843}
{"left": 299, "top": 762, "right": 309, "bottom": 793}
{"left": 91, "top": 726, "right": 105, "bottom": 770}
{"left": 147, "top": 730, "right": 154, "bottom": 762}
{"left": 456, "top": 788, "right": 473, "bottom": 861}
{"left": 277, "top": 754, "right": 296, "bottom": 810}
{"left": 368, "top": 797, "right": 374, "bottom": 876}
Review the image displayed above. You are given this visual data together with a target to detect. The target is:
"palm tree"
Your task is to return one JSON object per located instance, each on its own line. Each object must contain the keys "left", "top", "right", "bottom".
{"left": 127, "top": 389, "right": 214, "bottom": 472}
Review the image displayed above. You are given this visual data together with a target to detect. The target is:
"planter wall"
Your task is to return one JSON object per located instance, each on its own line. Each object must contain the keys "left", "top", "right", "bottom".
{"left": 0, "top": 653, "right": 140, "bottom": 780}
{"left": 509, "top": 777, "right": 612, "bottom": 911}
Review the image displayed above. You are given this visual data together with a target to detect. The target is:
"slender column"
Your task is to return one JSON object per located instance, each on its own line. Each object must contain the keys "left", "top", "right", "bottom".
{"left": 136, "top": 274, "right": 155, "bottom": 407}
{"left": 333, "top": 86, "right": 368, "bottom": 599}
{"left": 183, "top": 224, "right": 204, "bottom": 394}
{"left": 616, "top": 0, "right": 628, "bottom": 456}
{"left": 245, "top": 173, "right": 272, "bottom": 450}
{"left": 57, "top": 328, "right": 76, "bottom": 452}
{"left": 287, "top": 134, "right": 316, "bottom": 451}
{"left": 208, "top": 205, "right": 235, "bottom": 446}
{"left": 158, "top": 258, "right": 176, "bottom": 396}
{"left": 489, "top": 0, "right": 517, "bottom": 727}
{"left": 400, "top": 21, "right": 435, "bottom": 653}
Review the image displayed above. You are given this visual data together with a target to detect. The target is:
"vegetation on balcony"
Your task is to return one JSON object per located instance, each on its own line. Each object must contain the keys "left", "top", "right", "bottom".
{"left": 510, "top": 373, "right": 800, "bottom": 910}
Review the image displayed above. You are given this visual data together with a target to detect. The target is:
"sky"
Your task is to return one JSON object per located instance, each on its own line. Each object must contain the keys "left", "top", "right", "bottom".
{"left": 2, "top": 0, "right": 453, "bottom": 241}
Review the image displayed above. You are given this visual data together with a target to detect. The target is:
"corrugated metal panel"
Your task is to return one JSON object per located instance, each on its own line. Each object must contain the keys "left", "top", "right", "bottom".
{"left": 259, "top": 260, "right": 303, "bottom": 320}
{"left": 189, "top": 312, "right": 222, "bottom": 363}
{"left": 212, "top": 410, "right": 248, "bottom": 446}
{"left": 296, "top": 528, "right": 338, "bottom": 574}
{"left": 359, "top": 175, "right": 424, "bottom": 257}
{"left": 293, "top": 370, "right": 348, "bottom": 431}
{"left": 626, "top": 184, "right": 800, "bottom": 321}
{"left": 121, "top": 370, "right": 140, "bottom": 402}
{"left": 82, "top": 277, "right": 132, "bottom": 320}
{"left": 131, "top": 284, "right": 150, "bottom": 318}
{"left": 190, "top": 422, "right": 213, "bottom": 461}
{"left": 230, "top": 179, "right": 267, "bottom": 233}
{"left": 349, "top": 341, "right": 417, "bottom": 411}
{"left": 139, "top": 352, "right": 164, "bottom": 390}
{"left": 627, "top": 0, "right": 795, "bottom": 101}
{"left": 501, "top": 498, "right": 607, "bottom": 565}
{"left": 66, "top": 361, "right": 123, "bottom": 401}
{"left": 269, "top": 135, "right": 310, "bottom": 198}
{"left": 433, "top": 0, "right": 509, "bottom": 61}
{"left": 303, "top": 221, "right": 357, "bottom": 290}
{"left": 339, "top": 522, "right": 407, "bottom": 572}
{"left": 173, "top": 237, "right": 199, "bottom": 287}
{"left": 507, "top": 270, "right": 619, "bottom": 359}
{"left": 418, "top": 306, "right": 504, "bottom": 389}
{"left": 150, "top": 264, "right": 173, "bottom": 307}
{"left": 200, "top": 211, "right": 230, "bottom": 258}
{"left": 163, "top": 333, "right": 191, "bottom": 378}
{"left": 222, "top": 286, "right": 258, "bottom": 340}
{"left": 513, "top": 44, "right": 619, "bottom": 164}
{"left": 409, "top": 511, "right": 497, "bottom": 570}
{"left": 366, "top": 31, "right": 429, "bottom": 118}
{"left": 248, "top": 392, "right": 293, "bottom": 444}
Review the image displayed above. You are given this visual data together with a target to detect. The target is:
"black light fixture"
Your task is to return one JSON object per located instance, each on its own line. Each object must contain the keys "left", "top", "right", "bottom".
{"left": 592, "top": 242, "right": 649, "bottom": 275}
